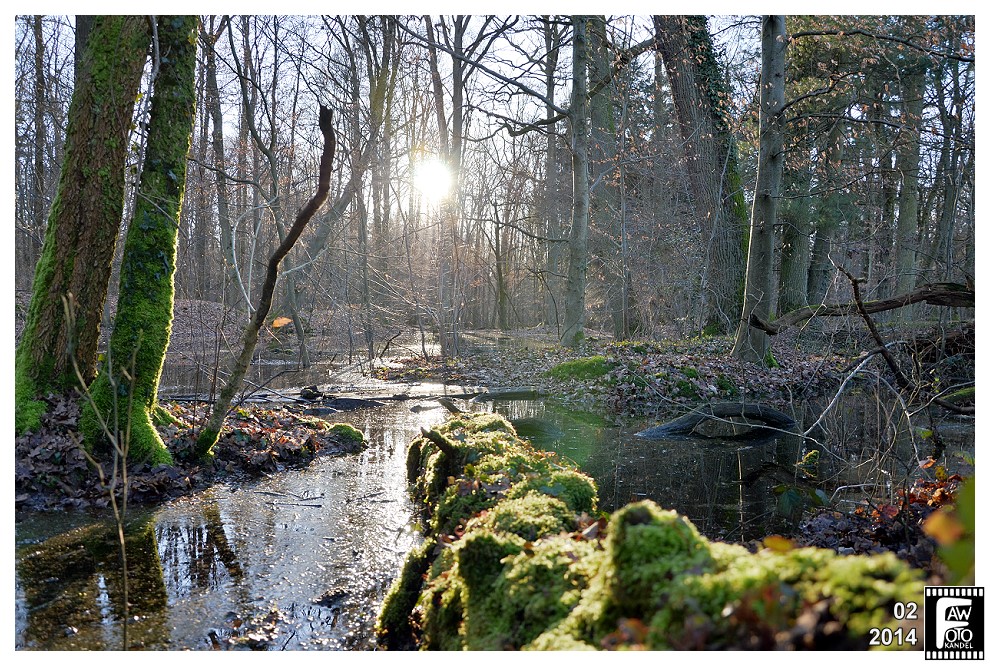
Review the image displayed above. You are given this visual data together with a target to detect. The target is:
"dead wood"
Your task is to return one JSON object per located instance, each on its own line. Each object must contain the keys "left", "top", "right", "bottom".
{"left": 750, "top": 282, "right": 974, "bottom": 335}
{"left": 636, "top": 402, "right": 796, "bottom": 440}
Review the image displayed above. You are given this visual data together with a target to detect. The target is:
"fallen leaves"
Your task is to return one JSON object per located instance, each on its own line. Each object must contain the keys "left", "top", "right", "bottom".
{"left": 15, "top": 394, "right": 367, "bottom": 511}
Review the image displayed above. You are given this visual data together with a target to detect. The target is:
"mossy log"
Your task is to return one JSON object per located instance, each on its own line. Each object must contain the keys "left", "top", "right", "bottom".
{"left": 377, "top": 413, "right": 923, "bottom": 651}
{"left": 636, "top": 402, "right": 796, "bottom": 440}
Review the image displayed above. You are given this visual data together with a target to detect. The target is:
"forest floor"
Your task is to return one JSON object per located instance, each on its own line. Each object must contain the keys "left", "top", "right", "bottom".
{"left": 14, "top": 299, "right": 975, "bottom": 582}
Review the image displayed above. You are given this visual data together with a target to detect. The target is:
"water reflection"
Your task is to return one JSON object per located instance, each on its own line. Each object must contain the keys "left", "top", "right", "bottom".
{"left": 15, "top": 403, "right": 447, "bottom": 651}
{"left": 485, "top": 396, "right": 974, "bottom": 542}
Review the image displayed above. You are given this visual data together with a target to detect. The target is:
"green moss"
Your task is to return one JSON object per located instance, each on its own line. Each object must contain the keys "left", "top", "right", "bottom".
{"left": 546, "top": 355, "right": 612, "bottom": 381}
{"left": 152, "top": 404, "right": 182, "bottom": 427}
{"left": 505, "top": 470, "right": 598, "bottom": 515}
{"left": 376, "top": 537, "right": 437, "bottom": 650}
{"left": 674, "top": 378, "right": 699, "bottom": 399}
{"left": 459, "top": 534, "right": 602, "bottom": 650}
{"left": 14, "top": 365, "right": 47, "bottom": 434}
{"left": 79, "top": 17, "right": 197, "bottom": 468}
{"left": 329, "top": 422, "right": 364, "bottom": 443}
{"left": 716, "top": 374, "right": 737, "bottom": 395}
{"left": 381, "top": 414, "right": 925, "bottom": 651}
{"left": 680, "top": 366, "right": 700, "bottom": 379}
{"left": 467, "top": 493, "right": 575, "bottom": 541}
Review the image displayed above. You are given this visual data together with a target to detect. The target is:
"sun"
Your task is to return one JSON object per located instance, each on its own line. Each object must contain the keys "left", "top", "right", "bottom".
{"left": 413, "top": 157, "right": 452, "bottom": 204}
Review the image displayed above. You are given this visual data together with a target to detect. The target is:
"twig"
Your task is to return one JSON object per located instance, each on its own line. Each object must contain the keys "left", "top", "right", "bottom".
{"left": 835, "top": 262, "right": 973, "bottom": 415}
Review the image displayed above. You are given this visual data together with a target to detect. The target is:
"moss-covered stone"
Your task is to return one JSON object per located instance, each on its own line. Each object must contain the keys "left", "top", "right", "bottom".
{"left": 379, "top": 414, "right": 925, "bottom": 651}
{"left": 329, "top": 422, "right": 364, "bottom": 443}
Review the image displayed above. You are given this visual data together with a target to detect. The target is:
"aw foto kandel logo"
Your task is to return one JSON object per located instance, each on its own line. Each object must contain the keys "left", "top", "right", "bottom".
{"left": 926, "top": 587, "right": 984, "bottom": 659}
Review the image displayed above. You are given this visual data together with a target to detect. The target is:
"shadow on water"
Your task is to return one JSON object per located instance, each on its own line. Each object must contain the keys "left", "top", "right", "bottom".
{"left": 15, "top": 384, "right": 974, "bottom": 650}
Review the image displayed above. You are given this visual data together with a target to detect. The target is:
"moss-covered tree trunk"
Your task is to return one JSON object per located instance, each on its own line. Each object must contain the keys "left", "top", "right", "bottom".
{"left": 15, "top": 16, "right": 150, "bottom": 433}
{"left": 81, "top": 16, "right": 199, "bottom": 465}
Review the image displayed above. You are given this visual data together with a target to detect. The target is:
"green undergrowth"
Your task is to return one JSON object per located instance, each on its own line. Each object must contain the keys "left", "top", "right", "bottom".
{"left": 377, "top": 412, "right": 925, "bottom": 651}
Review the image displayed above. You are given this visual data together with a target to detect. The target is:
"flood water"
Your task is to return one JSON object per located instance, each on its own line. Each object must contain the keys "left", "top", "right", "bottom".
{"left": 14, "top": 372, "right": 975, "bottom": 650}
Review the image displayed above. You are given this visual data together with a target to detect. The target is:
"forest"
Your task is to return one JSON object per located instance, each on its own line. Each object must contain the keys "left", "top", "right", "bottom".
{"left": 12, "top": 15, "right": 976, "bottom": 651}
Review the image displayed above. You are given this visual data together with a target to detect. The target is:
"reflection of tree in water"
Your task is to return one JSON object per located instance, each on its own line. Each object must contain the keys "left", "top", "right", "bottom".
{"left": 17, "top": 513, "right": 169, "bottom": 649}
{"left": 157, "top": 498, "right": 244, "bottom": 595}
{"left": 491, "top": 398, "right": 807, "bottom": 541}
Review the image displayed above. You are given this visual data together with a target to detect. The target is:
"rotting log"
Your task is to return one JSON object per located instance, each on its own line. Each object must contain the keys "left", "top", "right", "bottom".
{"left": 376, "top": 413, "right": 924, "bottom": 651}
{"left": 750, "top": 282, "right": 974, "bottom": 335}
{"left": 636, "top": 403, "right": 796, "bottom": 440}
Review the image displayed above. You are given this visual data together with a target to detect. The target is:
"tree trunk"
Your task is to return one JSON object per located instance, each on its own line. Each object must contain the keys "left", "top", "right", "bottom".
{"left": 15, "top": 16, "right": 150, "bottom": 434}
{"left": 893, "top": 65, "right": 925, "bottom": 322}
{"left": 81, "top": 15, "right": 199, "bottom": 465}
{"left": 731, "top": 15, "right": 786, "bottom": 365}
{"left": 561, "top": 16, "right": 590, "bottom": 348}
{"left": 777, "top": 152, "right": 811, "bottom": 312}
{"left": 202, "top": 17, "right": 239, "bottom": 296}
{"left": 587, "top": 16, "right": 626, "bottom": 340}
{"left": 541, "top": 17, "right": 563, "bottom": 331}
{"left": 806, "top": 121, "right": 846, "bottom": 304}
{"left": 654, "top": 15, "right": 747, "bottom": 335}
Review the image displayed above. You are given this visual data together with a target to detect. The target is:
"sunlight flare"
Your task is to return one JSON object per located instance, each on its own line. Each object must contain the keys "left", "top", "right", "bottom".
{"left": 413, "top": 156, "right": 452, "bottom": 204}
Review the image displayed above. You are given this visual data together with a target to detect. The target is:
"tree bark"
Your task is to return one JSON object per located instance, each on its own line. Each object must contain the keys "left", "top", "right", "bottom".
{"left": 201, "top": 17, "right": 239, "bottom": 296}
{"left": 560, "top": 16, "right": 591, "bottom": 347}
{"left": 777, "top": 152, "right": 812, "bottom": 312}
{"left": 541, "top": 17, "right": 564, "bottom": 331}
{"left": 15, "top": 16, "right": 150, "bottom": 434}
{"left": 806, "top": 120, "right": 846, "bottom": 304}
{"left": 654, "top": 15, "right": 747, "bottom": 335}
{"left": 893, "top": 65, "right": 925, "bottom": 322}
{"left": 731, "top": 15, "right": 786, "bottom": 365}
{"left": 587, "top": 16, "right": 627, "bottom": 339}
{"left": 82, "top": 15, "right": 199, "bottom": 466}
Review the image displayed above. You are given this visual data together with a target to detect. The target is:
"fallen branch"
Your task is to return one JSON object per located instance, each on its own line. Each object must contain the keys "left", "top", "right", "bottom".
{"left": 419, "top": 427, "right": 456, "bottom": 456}
{"left": 750, "top": 282, "right": 974, "bottom": 335}
{"left": 834, "top": 264, "right": 974, "bottom": 416}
